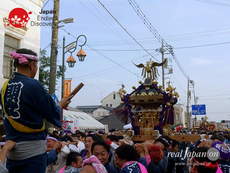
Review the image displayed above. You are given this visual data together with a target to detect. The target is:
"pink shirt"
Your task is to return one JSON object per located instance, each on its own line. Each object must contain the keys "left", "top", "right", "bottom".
{"left": 216, "top": 166, "right": 223, "bottom": 173}
{"left": 121, "top": 161, "right": 147, "bottom": 173}
{"left": 145, "top": 155, "right": 151, "bottom": 166}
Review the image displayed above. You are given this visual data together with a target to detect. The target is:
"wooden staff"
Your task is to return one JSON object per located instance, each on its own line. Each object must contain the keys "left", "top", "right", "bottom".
{"left": 66, "top": 82, "right": 84, "bottom": 100}
{"left": 61, "top": 83, "right": 84, "bottom": 129}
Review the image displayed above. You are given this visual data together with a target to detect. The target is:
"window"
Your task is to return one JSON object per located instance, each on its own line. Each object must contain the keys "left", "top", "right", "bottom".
{"left": 3, "top": 35, "right": 19, "bottom": 79}
{"left": 103, "top": 112, "right": 105, "bottom": 116}
{"left": 98, "top": 112, "right": 101, "bottom": 117}
{"left": 106, "top": 104, "right": 108, "bottom": 107}
{"left": 113, "top": 93, "right": 116, "bottom": 99}
{"left": 176, "top": 114, "right": 179, "bottom": 120}
{"left": 110, "top": 104, "right": 112, "bottom": 108}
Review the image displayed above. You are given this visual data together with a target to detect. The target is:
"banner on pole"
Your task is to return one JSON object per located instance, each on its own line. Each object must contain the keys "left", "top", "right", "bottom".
{"left": 63, "top": 79, "right": 71, "bottom": 98}
{"left": 104, "top": 125, "right": 109, "bottom": 134}
{"left": 62, "top": 118, "right": 69, "bottom": 131}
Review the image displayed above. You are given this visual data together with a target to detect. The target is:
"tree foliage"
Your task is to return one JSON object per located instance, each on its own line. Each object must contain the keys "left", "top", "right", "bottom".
{"left": 39, "top": 49, "right": 62, "bottom": 91}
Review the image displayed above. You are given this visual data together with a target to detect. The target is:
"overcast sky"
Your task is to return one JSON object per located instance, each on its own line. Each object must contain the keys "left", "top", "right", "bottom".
{"left": 40, "top": 0, "right": 230, "bottom": 122}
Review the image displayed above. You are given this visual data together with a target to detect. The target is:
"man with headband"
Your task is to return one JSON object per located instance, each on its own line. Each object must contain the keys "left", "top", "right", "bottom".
{"left": 211, "top": 141, "right": 230, "bottom": 173}
{"left": 0, "top": 48, "right": 73, "bottom": 173}
{"left": 191, "top": 147, "right": 222, "bottom": 173}
{"left": 46, "top": 134, "right": 71, "bottom": 173}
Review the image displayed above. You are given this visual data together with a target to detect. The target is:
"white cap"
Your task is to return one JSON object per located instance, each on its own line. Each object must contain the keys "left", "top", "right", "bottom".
{"left": 123, "top": 123, "right": 132, "bottom": 130}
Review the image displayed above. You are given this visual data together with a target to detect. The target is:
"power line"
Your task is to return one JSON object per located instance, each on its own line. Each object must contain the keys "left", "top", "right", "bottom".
{"left": 127, "top": 0, "right": 189, "bottom": 79}
{"left": 59, "top": 28, "right": 163, "bottom": 91}
{"left": 83, "top": 49, "right": 154, "bottom": 51}
{"left": 181, "top": 93, "right": 230, "bottom": 98}
{"left": 197, "top": 97, "right": 230, "bottom": 100}
{"left": 60, "top": 27, "right": 140, "bottom": 78}
{"left": 78, "top": 0, "right": 144, "bottom": 58}
{"left": 174, "top": 41, "right": 230, "bottom": 49}
{"left": 82, "top": 40, "right": 230, "bottom": 51}
{"left": 193, "top": 0, "right": 230, "bottom": 7}
{"left": 86, "top": 28, "right": 230, "bottom": 45}
{"left": 208, "top": 111, "right": 230, "bottom": 114}
{"left": 64, "top": 71, "right": 109, "bottom": 92}
{"left": 178, "top": 98, "right": 186, "bottom": 105}
{"left": 73, "top": 55, "right": 155, "bottom": 80}
{"left": 162, "top": 28, "right": 230, "bottom": 37}
{"left": 97, "top": 0, "right": 159, "bottom": 63}
{"left": 42, "top": 44, "right": 51, "bottom": 51}
{"left": 83, "top": 0, "right": 145, "bottom": 55}
{"left": 42, "top": 0, "right": 51, "bottom": 9}
{"left": 56, "top": 31, "right": 110, "bottom": 93}
{"left": 172, "top": 74, "right": 187, "bottom": 94}
{"left": 86, "top": 31, "right": 230, "bottom": 46}
{"left": 168, "top": 80, "right": 187, "bottom": 105}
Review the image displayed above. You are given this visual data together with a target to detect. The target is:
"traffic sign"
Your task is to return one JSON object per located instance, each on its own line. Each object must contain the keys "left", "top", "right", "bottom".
{"left": 52, "top": 93, "right": 59, "bottom": 106}
{"left": 192, "top": 104, "right": 206, "bottom": 115}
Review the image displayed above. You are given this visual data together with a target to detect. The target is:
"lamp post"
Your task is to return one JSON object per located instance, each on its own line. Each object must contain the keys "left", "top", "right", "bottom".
{"left": 61, "top": 35, "right": 87, "bottom": 99}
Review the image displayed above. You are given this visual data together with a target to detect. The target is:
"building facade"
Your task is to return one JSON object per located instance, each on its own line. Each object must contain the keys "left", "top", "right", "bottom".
{"left": 92, "top": 106, "right": 111, "bottom": 119}
{"left": 0, "top": 0, "right": 44, "bottom": 86}
{"left": 76, "top": 105, "right": 113, "bottom": 119}
{"left": 101, "top": 91, "right": 121, "bottom": 108}
{"left": 174, "top": 103, "right": 189, "bottom": 127}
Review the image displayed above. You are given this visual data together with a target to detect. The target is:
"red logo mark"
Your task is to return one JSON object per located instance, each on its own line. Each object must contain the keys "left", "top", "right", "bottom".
{"left": 7, "top": 8, "right": 32, "bottom": 28}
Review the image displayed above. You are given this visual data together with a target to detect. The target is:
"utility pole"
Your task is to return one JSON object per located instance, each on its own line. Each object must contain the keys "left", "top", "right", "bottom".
{"left": 194, "top": 92, "right": 197, "bottom": 126}
{"left": 161, "top": 40, "right": 165, "bottom": 89}
{"left": 187, "top": 77, "right": 190, "bottom": 129}
{"left": 49, "top": 0, "right": 60, "bottom": 95}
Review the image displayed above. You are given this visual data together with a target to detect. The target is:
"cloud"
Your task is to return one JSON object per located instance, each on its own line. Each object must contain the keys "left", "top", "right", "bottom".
{"left": 190, "top": 58, "right": 213, "bottom": 65}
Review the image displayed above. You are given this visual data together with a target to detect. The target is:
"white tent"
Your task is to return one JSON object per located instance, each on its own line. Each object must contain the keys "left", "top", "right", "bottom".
{"left": 63, "top": 110, "right": 105, "bottom": 130}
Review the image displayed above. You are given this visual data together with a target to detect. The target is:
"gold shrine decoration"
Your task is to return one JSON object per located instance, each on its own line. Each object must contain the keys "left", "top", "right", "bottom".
{"left": 118, "top": 84, "right": 126, "bottom": 99}
{"left": 133, "top": 59, "right": 166, "bottom": 79}
{"left": 63, "top": 79, "right": 71, "bottom": 98}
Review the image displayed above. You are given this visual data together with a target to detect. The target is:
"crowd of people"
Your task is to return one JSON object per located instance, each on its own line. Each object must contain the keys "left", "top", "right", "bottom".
{"left": 1, "top": 48, "right": 230, "bottom": 173}
{"left": 1, "top": 129, "right": 230, "bottom": 173}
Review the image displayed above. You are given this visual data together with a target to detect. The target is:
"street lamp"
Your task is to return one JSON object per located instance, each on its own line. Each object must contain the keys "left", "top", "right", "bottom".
{"left": 59, "top": 18, "right": 74, "bottom": 24}
{"left": 49, "top": 16, "right": 75, "bottom": 96}
{"left": 61, "top": 35, "right": 87, "bottom": 99}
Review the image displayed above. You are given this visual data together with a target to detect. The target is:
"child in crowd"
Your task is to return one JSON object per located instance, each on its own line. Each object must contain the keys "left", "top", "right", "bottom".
{"left": 58, "top": 152, "right": 83, "bottom": 173}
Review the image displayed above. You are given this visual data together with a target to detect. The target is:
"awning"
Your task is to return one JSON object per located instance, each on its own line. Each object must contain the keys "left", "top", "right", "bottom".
{"left": 63, "top": 110, "right": 105, "bottom": 130}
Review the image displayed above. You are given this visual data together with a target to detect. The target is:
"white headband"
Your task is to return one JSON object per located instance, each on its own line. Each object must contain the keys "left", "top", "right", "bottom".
{"left": 46, "top": 135, "right": 58, "bottom": 142}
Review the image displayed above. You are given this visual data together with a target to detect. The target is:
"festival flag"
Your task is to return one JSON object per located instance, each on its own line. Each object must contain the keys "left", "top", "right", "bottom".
{"left": 63, "top": 79, "right": 71, "bottom": 98}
